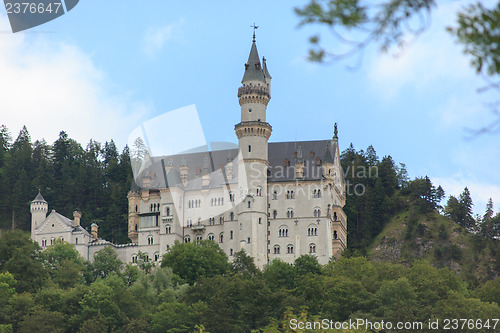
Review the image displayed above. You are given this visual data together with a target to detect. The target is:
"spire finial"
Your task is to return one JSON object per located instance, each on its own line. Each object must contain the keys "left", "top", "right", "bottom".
{"left": 251, "top": 23, "right": 259, "bottom": 42}
{"left": 334, "top": 123, "right": 338, "bottom": 139}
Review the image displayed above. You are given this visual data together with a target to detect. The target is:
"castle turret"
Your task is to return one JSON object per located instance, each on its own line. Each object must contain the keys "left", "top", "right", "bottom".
{"left": 31, "top": 191, "right": 48, "bottom": 238}
{"left": 322, "top": 143, "right": 334, "bottom": 180}
{"left": 295, "top": 146, "right": 304, "bottom": 179}
{"left": 202, "top": 154, "right": 211, "bottom": 187}
{"left": 91, "top": 223, "right": 98, "bottom": 239}
{"left": 127, "top": 191, "right": 140, "bottom": 242}
{"left": 180, "top": 157, "right": 188, "bottom": 187}
{"left": 235, "top": 32, "right": 271, "bottom": 266}
{"left": 73, "top": 211, "right": 81, "bottom": 227}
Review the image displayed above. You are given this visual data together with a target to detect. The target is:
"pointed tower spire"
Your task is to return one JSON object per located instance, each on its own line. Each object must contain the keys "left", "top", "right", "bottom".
{"left": 242, "top": 26, "right": 266, "bottom": 83}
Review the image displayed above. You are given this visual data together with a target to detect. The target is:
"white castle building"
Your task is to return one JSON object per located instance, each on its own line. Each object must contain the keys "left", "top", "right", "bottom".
{"left": 30, "top": 35, "right": 347, "bottom": 268}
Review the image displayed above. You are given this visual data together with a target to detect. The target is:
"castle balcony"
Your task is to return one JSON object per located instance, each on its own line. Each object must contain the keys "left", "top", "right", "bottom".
{"left": 237, "top": 85, "right": 269, "bottom": 98}
{"left": 234, "top": 121, "right": 272, "bottom": 139}
{"left": 162, "top": 216, "right": 174, "bottom": 223}
{"left": 190, "top": 223, "right": 206, "bottom": 231}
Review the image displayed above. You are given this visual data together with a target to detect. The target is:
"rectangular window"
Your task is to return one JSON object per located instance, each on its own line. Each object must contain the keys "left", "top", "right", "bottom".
{"left": 248, "top": 145, "right": 251, "bottom": 152}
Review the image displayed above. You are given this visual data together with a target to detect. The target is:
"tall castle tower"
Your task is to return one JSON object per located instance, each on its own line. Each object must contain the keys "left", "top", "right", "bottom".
{"left": 235, "top": 32, "right": 272, "bottom": 266}
{"left": 30, "top": 191, "right": 48, "bottom": 239}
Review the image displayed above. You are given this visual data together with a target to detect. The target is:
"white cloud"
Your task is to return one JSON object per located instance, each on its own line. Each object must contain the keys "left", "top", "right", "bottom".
{"left": 0, "top": 15, "right": 152, "bottom": 148}
{"left": 367, "top": 1, "right": 478, "bottom": 100}
{"left": 142, "top": 19, "right": 184, "bottom": 58}
{"left": 433, "top": 174, "right": 500, "bottom": 216}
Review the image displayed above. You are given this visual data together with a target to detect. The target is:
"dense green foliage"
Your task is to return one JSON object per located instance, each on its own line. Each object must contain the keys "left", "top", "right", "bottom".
{"left": 295, "top": 0, "right": 500, "bottom": 79}
{"left": 0, "top": 125, "right": 132, "bottom": 243}
{"left": 0, "top": 232, "right": 498, "bottom": 333}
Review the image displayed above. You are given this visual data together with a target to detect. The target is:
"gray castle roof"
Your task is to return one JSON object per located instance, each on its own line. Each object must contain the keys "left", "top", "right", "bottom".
{"left": 133, "top": 140, "right": 335, "bottom": 191}
{"left": 241, "top": 41, "right": 266, "bottom": 83}
{"left": 32, "top": 191, "right": 46, "bottom": 203}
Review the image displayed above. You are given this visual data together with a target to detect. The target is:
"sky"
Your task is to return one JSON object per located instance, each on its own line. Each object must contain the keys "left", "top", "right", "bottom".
{"left": 0, "top": 0, "right": 498, "bottom": 215}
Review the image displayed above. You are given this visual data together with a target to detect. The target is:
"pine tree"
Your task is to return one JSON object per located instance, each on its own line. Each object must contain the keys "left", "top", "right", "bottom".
{"left": 365, "top": 145, "right": 379, "bottom": 166}
{"left": 458, "top": 187, "right": 475, "bottom": 230}
{"left": 480, "top": 198, "right": 494, "bottom": 238}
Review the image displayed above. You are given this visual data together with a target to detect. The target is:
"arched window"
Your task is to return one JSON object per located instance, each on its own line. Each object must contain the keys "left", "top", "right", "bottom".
{"left": 273, "top": 210, "right": 278, "bottom": 219}
{"left": 41, "top": 239, "right": 47, "bottom": 247}
{"left": 230, "top": 212, "right": 234, "bottom": 221}
{"left": 229, "top": 191, "right": 235, "bottom": 202}
{"left": 256, "top": 186, "right": 262, "bottom": 196}
{"left": 273, "top": 245, "right": 280, "bottom": 254}
{"left": 313, "top": 207, "right": 321, "bottom": 218}
{"left": 334, "top": 230, "right": 338, "bottom": 239}
{"left": 219, "top": 232, "right": 224, "bottom": 243}
{"left": 135, "top": 224, "right": 138, "bottom": 231}
{"left": 315, "top": 157, "right": 322, "bottom": 166}
{"left": 287, "top": 209, "right": 294, "bottom": 219}
{"left": 272, "top": 190, "right": 277, "bottom": 200}
{"left": 248, "top": 201, "right": 251, "bottom": 208}
{"left": 313, "top": 189, "right": 317, "bottom": 198}
{"left": 230, "top": 248, "right": 233, "bottom": 256}
{"left": 279, "top": 225, "right": 289, "bottom": 237}
{"left": 196, "top": 235, "right": 202, "bottom": 244}
{"left": 284, "top": 159, "right": 290, "bottom": 167}
{"left": 165, "top": 225, "right": 171, "bottom": 234}
{"left": 166, "top": 207, "right": 170, "bottom": 216}
{"left": 334, "top": 212, "right": 338, "bottom": 221}
{"left": 147, "top": 235, "right": 153, "bottom": 245}
{"left": 259, "top": 217, "right": 262, "bottom": 224}
{"left": 230, "top": 230, "right": 233, "bottom": 239}
{"left": 308, "top": 224, "right": 318, "bottom": 236}
{"left": 208, "top": 233, "right": 215, "bottom": 241}
{"left": 291, "top": 190, "right": 295, "bottom": 199}
{"left": 154, "top": 252, "right": 160, "bottom": 262}
{"left": 309, "top": 243, "right": 316, "bottom": 253}
{"left": 219, "top": 216, "right": 224, "bottom": 224}
{"left": 287, "top": 244, "right": 294, "bottom": 254}
{"left": 132, "top": 254, "right": 137, "bottom": 263}
{"left": 184, "top": 235, "right": 191, "bottom": 243}
{"left": 135, "top": 205, "right": 138, "bottom": 212}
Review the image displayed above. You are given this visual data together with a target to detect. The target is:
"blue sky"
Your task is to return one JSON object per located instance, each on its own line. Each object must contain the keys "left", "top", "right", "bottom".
{"left": 0, "top": 0, "right": 498, "bottom": 215}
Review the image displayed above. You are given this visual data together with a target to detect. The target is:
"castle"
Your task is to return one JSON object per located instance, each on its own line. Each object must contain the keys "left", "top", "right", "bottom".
{"left": 30, "top": 35, "right": 347, "bottom": 268}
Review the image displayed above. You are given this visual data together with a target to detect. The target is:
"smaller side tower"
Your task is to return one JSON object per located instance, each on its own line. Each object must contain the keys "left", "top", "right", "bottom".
{"left": 30, "top": 192, "right": 48, "bottom": 239}
{"left": 127, "top": 191, "right": 141, "bottom": 242}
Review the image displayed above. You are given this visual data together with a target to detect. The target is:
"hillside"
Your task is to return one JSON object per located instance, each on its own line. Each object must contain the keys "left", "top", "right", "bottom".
{"left": 368, "top": 205, "right": 500, "bottom": 284}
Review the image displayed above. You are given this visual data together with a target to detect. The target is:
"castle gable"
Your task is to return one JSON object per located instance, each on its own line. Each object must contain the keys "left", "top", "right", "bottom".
{"left": 37, "top": 211, "right": 74, "bottom": 235}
